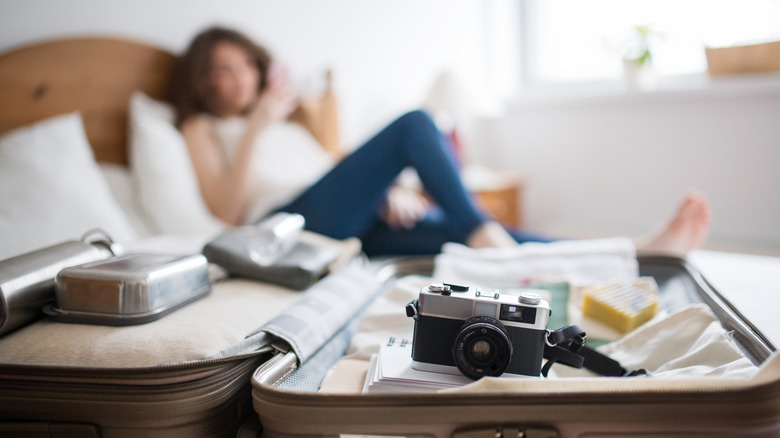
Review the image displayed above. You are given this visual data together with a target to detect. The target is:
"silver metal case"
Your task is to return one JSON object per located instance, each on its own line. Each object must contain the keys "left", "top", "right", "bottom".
{"left": 46, "top": 253, "right": 211, "bottom": 325}
{"left": 0, "top": 235, "right": 117, "bottom": 337}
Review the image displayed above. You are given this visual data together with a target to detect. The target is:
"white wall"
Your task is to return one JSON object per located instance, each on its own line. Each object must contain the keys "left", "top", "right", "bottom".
{"left": 0, "top": 0, "right": 501, "bottom": 148}
{"left": 476, "top": 78, "right": 780, "bottom": 255}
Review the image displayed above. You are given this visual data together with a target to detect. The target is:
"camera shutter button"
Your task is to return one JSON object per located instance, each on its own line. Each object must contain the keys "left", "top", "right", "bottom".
{"left": 518, "top": 293, "right": 541, "bottom": 305}
{"left": 428, "top": 283, "right": 451, "bottom": 295}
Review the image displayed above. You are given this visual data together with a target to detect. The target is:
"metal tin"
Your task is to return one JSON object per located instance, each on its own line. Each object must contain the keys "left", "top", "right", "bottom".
{"left": 46, "top": 253, "right": 211, "bottom": 325}
{"left": 0, "top": 232, "right": 118, "bottom": 337}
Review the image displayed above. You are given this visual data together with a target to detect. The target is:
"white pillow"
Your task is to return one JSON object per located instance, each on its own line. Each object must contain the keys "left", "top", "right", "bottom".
{"left": 0, "top": 113, "right": 137, "bottom": 260}
{"left": 98, "top": 162, "right": 156, "bottom": 238}
{"left": 128, "top": 91, "right": 225, "bottom": 237}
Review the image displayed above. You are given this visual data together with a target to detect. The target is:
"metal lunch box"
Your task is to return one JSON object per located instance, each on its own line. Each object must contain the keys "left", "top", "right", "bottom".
{"left": 45, "top": 253, "right": 211, "bottom": 325}
{"left": 0, "top": 231, "right": 119, "bottom": 337}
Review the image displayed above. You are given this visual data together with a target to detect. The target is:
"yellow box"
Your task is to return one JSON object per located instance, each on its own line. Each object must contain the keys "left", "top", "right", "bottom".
{"left": 582, "top": 278, "right": 660, "bottom": 334}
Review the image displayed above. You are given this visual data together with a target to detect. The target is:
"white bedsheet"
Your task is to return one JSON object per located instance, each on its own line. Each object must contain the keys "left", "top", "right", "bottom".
{"left": 689, "top": 250, "right": 780, "bottom": 347}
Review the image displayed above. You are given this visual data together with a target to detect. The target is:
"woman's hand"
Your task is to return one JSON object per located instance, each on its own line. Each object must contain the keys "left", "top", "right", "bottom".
{"left": 247, "top": 63, "right": 297, "bottom": 131}
{"left": 380, "top": 186, "right": 430, "bottom": 230}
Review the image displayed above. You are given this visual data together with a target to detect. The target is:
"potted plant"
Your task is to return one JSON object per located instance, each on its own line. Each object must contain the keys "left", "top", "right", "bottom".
{"left": 621, "top": 25, "right": 661, "bottom": 90}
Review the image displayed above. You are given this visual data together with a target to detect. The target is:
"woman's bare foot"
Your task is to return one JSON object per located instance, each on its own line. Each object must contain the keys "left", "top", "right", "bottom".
{"left": 635, "top": 190, "right": 712, "bottom": 257}
{"left": 467, "top": 221, "right": 518, "bottom": 248}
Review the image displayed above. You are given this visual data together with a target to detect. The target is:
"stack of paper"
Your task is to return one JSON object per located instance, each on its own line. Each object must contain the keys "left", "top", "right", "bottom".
{"left": 362, "top": 341, "right": 473, "bottom": 394}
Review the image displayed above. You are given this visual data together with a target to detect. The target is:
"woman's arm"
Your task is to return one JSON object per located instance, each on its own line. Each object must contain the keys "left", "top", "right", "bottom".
{"left": 181, "top": 66, "right": 297, "bottom": 226}
{"left": 181, "top": 116, "right": 258, "bottom": 226}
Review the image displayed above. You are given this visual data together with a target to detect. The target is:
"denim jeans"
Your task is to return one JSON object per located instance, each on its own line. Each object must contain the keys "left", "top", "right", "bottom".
{"left": 277, "top": 110, "right": 550, "bottom": 256}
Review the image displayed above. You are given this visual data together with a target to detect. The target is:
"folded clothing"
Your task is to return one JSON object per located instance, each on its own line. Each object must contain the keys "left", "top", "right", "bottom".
{"left": 552, "top": 304, "right": 758, "bottom": 379}
{"left": 433, "top": 238, "right": 638, "bottom": 287}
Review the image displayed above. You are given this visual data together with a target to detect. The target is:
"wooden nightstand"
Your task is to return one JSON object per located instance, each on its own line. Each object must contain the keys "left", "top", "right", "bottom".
{"left": 461, "top": 166, "right": 524, "bottom": 228}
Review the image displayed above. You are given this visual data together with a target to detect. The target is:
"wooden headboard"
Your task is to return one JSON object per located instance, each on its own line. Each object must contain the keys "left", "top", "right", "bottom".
{"left": 0, "top": 37, "right": 340, "bottom": 165}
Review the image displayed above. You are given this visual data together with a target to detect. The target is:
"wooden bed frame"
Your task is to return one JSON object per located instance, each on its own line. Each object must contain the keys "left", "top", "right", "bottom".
{"left": 0, "top": 37, "right": 340, "bottom": 165}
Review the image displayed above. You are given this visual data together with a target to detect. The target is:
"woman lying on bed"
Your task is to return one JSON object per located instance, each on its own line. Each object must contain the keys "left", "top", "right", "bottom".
{"left": 171, "top": 26, "right": 711, "bottom": 257}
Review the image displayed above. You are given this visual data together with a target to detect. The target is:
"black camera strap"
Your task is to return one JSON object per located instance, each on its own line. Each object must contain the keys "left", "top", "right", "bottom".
{"left": 542, "top": 325, "right": 649, "bottom": 378}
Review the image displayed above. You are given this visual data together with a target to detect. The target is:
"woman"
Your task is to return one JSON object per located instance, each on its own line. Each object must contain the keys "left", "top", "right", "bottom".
{"left": 172, "top": 27, "right": 711, "bottom": 257}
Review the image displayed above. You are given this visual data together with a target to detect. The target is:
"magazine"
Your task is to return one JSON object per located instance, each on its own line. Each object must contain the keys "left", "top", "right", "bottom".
{"left": 362, "top": 338, "right": 473, "bottom": 394}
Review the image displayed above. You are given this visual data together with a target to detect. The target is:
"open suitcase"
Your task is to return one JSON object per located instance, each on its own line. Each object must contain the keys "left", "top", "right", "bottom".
{"left": 1, "top": 250, "right": 778, "bottom": 437}
{"left": 248, "top": 255, "right": 780, "bottom": 438}
{"left": 0, "top": 238, "right": 382, "bottom": 438}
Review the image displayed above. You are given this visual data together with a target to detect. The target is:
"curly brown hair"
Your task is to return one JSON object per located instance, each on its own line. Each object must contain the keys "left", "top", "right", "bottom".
{"left": 170, "top": 27, "right": 272, "bottom": 126}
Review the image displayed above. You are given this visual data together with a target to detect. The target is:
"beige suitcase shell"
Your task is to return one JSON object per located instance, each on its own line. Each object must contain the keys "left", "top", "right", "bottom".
{"left": 0, "top": 259, "right": 380, "bottom": 438}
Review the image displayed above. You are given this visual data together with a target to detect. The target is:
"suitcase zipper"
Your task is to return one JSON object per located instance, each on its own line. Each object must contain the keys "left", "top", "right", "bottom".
{"left": 0, "top": 348, "right": 275, "bottom": 428}
{"left": 0, "top": 345, "right": 275, "bottom": 384}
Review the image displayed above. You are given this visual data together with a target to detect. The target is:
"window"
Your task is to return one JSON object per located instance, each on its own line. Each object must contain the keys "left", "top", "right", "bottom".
{"left": 519, "top": 0, "right": 780, "bottom": 87}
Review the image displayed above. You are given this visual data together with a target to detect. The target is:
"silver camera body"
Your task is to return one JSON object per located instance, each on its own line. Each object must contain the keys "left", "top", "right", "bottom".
{"left": 407, "top": 283, "right": 551, "bottom": 380}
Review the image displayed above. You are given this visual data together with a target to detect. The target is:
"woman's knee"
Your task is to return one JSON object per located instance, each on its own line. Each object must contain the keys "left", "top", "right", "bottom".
{"left": 393, "top": 109, "right": 437, "bottom": 132}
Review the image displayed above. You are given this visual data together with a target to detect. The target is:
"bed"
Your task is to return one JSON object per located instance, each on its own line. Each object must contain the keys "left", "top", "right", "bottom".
{"left": 0, "top": 36, "right": 341, "bottom": 259}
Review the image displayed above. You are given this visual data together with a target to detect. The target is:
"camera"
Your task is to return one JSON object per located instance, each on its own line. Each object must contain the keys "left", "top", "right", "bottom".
{"left": 405, "top": 283, "right": 551, "bottom": 380}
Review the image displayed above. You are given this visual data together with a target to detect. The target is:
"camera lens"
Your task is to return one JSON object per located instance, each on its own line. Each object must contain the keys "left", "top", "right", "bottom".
{"left": 452, "top": 316, "right": 512, "bottom": 380}
{"left": 471, "top": 340, "right": 492, "bottom": 360}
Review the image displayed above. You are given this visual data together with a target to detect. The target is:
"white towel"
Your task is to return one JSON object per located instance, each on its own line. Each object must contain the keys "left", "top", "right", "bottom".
{"left": 433, "top": 238, "right": 639, "bottom": 287}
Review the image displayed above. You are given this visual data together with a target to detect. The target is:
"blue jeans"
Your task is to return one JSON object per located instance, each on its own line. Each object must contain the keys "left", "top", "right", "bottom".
{"left": 277, "top": 110, "right": 550, "bottom": 256}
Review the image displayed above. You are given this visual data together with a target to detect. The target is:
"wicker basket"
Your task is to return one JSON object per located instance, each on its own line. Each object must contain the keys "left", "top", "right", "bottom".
{"left": 705, "top": 40, "right": 780, "bottom": 75}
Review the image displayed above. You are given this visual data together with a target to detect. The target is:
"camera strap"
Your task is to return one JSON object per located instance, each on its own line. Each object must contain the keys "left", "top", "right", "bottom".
{"left": 542, "top": 325, "right": 649, "bottom": 378}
